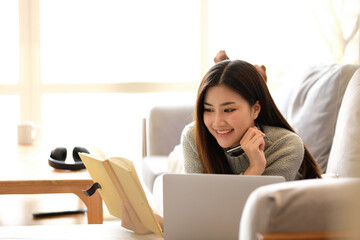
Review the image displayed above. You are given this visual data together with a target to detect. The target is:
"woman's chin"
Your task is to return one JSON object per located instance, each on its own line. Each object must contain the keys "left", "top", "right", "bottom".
{"left": 218, "top": 142, "right": 237, "bottom": 149}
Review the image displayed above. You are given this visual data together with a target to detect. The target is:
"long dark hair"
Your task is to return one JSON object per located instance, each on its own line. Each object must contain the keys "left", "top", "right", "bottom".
{"left": 194, "top": 60, "right": 321, "bottom": 179}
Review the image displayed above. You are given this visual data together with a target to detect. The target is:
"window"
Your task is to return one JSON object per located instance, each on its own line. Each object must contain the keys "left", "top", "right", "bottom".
{"left": 40, "top": 0, "right": 201, "bottom": 84}
{"left": 41, "top": 92, "right": 196, "bottom": 160}
{"left": 208, "top": 0, "right": 359, "bottom": 91}
{"left": 0, "top": 1, "right": 19, "bottom": 84}
{"left": 0, "top": 1, "right": 19, "bottom": 145}
{"left": 0, "top": 0, "right": 359, "bottom": 161}
{"left": 0, "top": 96, "right": 20, "bottom": 145}
{"left": 38, "top": 0, "right": 201, "bottom": 160}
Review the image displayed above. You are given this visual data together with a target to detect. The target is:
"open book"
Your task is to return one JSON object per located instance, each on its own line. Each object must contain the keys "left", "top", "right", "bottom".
{"left": 79, "top": 152, "right": 163, "bottom": 237}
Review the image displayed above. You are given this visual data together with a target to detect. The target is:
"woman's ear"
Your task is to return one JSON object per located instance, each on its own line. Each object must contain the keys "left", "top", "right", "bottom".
{"left": 252, "top": 101, "right": 261, "bottom": 120}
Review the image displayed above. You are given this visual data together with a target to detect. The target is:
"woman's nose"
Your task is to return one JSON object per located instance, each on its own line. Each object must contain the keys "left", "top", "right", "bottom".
{"left": 213, "top": 112, "right": 226, "bottom": 127}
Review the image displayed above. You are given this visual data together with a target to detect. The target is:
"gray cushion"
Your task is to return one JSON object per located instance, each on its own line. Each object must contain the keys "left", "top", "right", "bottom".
{"left": 279, "top": 64, "right": 359, "bottom": 171}
{"left": 142, "top": 104, "right": 194, "bottom": 192}
{"left": 146, "top": 104, "right": 194, "bottom": 156}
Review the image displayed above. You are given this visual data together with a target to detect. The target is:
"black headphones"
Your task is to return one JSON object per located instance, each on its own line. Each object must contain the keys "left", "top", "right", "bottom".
{"left": 48, "top": 146, "right": 90, "bottom": 171}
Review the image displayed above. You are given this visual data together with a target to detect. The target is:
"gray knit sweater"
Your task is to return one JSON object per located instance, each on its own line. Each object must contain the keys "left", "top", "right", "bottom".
{"left": 181, "top": 122, "right": 304, "bottom": 181}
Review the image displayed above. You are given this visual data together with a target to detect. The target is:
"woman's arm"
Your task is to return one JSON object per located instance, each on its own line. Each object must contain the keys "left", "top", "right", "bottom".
{"left": 262, "top": 132, "right": 304, "bottom": 181}
{"left": 181, "top": 123, "right": 202, "bottom": 173}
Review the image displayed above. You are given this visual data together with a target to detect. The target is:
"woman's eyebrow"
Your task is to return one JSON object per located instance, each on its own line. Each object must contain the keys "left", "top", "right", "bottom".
{"left": 220, "top": 102, "right": 236, "bottom": 106}
{"left": 203, "top": 102, "right": 236, "bottom": 106}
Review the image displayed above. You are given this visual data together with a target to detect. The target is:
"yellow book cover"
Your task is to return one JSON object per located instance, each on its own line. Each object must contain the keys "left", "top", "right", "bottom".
{"left": 79, "top": 152, "right": 163, "bottom": 237}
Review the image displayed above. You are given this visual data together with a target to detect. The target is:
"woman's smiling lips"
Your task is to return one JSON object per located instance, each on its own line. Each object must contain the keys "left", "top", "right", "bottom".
{"left": 214, "top": 129, "right": 234, "bottom": 136}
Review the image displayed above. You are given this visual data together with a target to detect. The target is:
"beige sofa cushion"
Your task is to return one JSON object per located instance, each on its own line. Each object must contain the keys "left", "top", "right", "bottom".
{"left": 327, "top": 69, "right": 360, "bottom": 177}
{"left": 146, "top": 104, "right": 194, "bottom": 156}
{"left": 279, "top": 64, "right": 359, "bottom": 171}
{"left": 239, "top": 178, "right": 360, "bottom": 240}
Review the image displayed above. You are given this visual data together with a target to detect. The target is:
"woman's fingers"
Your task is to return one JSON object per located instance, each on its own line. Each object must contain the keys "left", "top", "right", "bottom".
{"left": 251, "top": 134, "right": 265, "bottom": 152}
{"left": 241, "top": 127, "right": 267, "bottom": 175}
{"left": 241, "top": 127, "right": 265, "bottom": 149}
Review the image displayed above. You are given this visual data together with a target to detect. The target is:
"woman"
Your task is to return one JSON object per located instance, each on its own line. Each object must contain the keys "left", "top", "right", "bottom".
{"left": 183, "top": 59, "right": 321, "bottom": 180}
{"left": 122, "top": 59, "right": 322, "bottom": 234}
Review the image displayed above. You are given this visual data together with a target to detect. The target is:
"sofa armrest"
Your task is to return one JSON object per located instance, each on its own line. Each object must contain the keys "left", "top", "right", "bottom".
{"left": 142, "top": 156, "right": 168, "bottom": 193}
{"left": 240, "top": 178, "right": 360, "bottom": 240}
{"left": 257, "top": 231, "right": 356, "bottom": 240}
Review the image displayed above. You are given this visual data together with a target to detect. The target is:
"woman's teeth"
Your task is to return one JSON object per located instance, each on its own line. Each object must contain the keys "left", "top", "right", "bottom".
{"left": 216, "top": 129, "right": 232, "bottom": 134}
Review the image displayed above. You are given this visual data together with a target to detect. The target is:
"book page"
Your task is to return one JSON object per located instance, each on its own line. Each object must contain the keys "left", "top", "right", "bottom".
{"left": 79, "top": 153, "right": 124, "bottom": 219}
{"left": 89, "top": 147, "right": 107, "bottom": 160}
{"left": 109, "top": 157, "right": 163, "bottom": 237}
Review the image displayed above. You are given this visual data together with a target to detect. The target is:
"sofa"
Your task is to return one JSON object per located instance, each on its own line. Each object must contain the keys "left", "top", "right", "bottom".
{"left": 142, "top": 104, "right": 194, "bottom": 193}
{"left": 141, "top": 64, "right": 360, "bottom": 238}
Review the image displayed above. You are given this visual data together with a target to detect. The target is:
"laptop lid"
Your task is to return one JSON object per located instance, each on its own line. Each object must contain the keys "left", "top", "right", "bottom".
{"left": 163, "top": 174, "right": 285, "bottom": 240}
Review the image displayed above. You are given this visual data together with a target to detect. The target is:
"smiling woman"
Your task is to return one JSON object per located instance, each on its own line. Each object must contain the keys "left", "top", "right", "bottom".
{"left": 182, "top": 60, "right": 322, "bottom": 180}
{"left": 203, "top": 86, "right": 262, "bottom": 150}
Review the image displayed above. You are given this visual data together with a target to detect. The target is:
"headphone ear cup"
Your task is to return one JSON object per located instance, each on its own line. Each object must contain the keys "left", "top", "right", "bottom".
{"left": 73, "top": 146, "right": 90, "bottom": 162}
{"left": 49, "top": 147, "right": 86, "bottom": 171}
{"left": 50, "top": 147, "right": 67, "bottom": 161}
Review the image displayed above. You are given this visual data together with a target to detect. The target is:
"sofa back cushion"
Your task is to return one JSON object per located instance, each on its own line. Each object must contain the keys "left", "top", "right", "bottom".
{"left": 279, "top": 64, "right": 359, "bottom": 172}
{"left": 327, "top": 69, "right": 360, "bottom": 177}
{"left": 146, "top": 104, "right": 194, "bottom": 156}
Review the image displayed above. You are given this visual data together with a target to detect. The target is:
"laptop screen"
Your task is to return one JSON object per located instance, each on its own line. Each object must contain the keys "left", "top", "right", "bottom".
{"left": 163, "top": 174, "right": 285, "bottom": 240}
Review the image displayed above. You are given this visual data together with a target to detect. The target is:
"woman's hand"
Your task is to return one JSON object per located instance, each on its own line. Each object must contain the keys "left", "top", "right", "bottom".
{"left": 240, "top": 127, "right": 266, "bottom": 175}
{"left": 121, "top": 202, "right": 164, "bottom": 235}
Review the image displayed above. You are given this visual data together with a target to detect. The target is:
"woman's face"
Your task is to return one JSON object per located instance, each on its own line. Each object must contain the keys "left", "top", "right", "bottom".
{"left": 203, "top": 85, "right": 260, "bottom": 149}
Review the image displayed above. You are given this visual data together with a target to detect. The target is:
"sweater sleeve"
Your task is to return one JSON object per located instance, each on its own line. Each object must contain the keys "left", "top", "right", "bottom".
{"left": 262, "top": 130, "right": 304, "bottom": 181}
{"left": 181, "top": 122, "right": 202, "bottom": 173}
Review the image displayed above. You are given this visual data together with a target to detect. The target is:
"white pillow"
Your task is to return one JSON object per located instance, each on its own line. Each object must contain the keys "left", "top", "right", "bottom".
{"left": 327, "top": 69, "right": 360, "bottom": 177}
{"left": 168, "top": 144, "right": 183, "bottom": 173}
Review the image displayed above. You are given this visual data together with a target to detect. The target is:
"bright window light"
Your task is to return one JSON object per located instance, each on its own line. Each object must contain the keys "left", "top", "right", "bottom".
{"left": 0, "top": 96, "right": 20, "bottom": 145}
{"left": 208, "top": 0, "right": 359, "bottom": 92}
{"left": 41, "top": 92, "right": 196, "bottom": 160}
{"left": 0, "top": 0, "right": 19, "bottom": 84}
{"left": 40, "top": 0, "right": 201, "bottom": 84}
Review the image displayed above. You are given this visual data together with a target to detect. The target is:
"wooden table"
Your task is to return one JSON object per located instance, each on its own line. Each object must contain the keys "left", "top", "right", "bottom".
{"left": 0, "top": 223, "right": 163, "bottom": 239}
{"left": 0, "top": 142, "right": 103, "bottom": 225}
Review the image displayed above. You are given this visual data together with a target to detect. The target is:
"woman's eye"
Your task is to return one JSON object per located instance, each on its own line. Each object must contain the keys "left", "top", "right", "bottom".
{"left": 204, "top": 108, "right": 214, "bottom": 112}
{"left": 224, "top": 109, "right": 235, "bottom": 113}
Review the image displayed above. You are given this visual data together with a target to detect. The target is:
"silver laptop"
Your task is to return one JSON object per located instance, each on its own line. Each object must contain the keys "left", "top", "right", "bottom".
{"left": 163, "top": 174, "right": 285, "bottom": 240}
